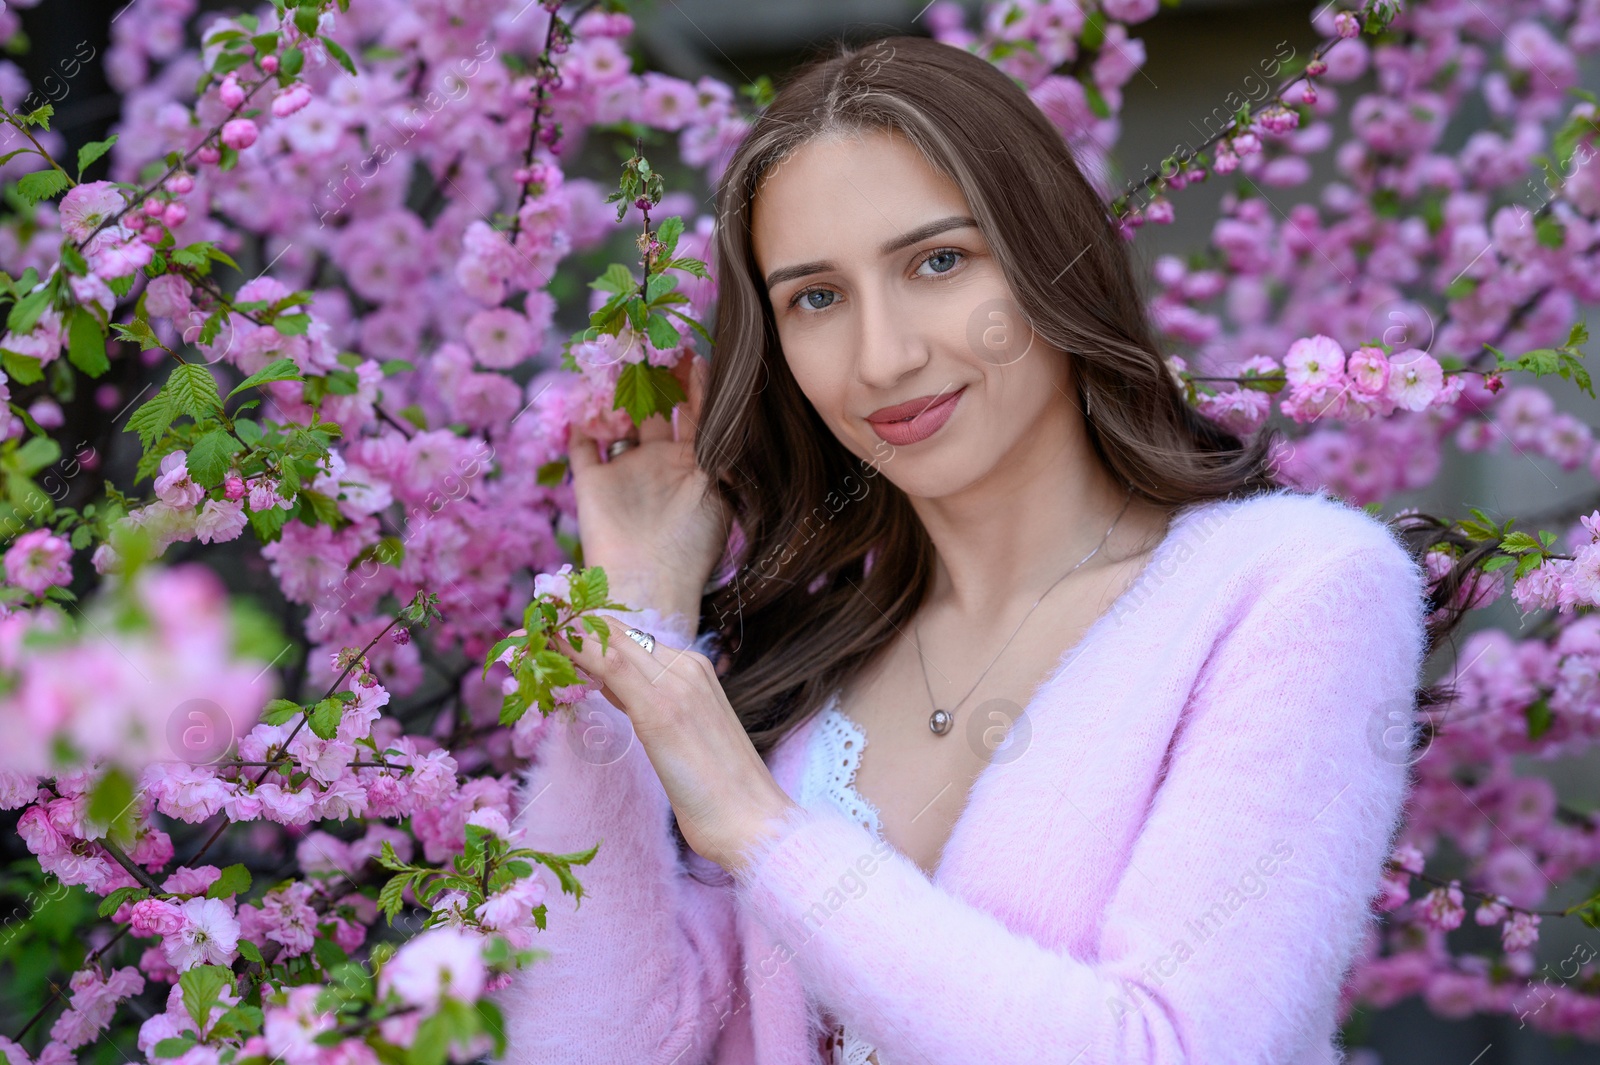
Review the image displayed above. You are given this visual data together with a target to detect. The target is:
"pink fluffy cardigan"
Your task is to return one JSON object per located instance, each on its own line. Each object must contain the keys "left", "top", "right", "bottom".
{"left": 494, "top": 485, "right": 1432, "bottom": 1064}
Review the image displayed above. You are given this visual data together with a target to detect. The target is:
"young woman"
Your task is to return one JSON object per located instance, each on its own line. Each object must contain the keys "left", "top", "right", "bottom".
{"left": 496, "top": 33, "right": 1448, "bottom": 1065}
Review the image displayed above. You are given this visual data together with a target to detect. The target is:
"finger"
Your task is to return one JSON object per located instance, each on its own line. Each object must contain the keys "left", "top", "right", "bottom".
{"left": 638, "top": 407, "right": 674, "bottom": 445}
{"left": 555, "top": 617, "right": 699, "bottom": 707}
{"left": 567, "top": 421, "right": 600, "bottom": 475}
{"left": 674, "top": 354, "right": 707, "bottom": 446}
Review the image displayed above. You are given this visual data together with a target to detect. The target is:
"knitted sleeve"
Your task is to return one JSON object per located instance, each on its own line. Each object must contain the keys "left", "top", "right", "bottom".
{"left": 494, "top": 606, "right": 743, "bottom": 1065}
{"left": 728, "top": 531, "right": 1430, "bottom": 1064}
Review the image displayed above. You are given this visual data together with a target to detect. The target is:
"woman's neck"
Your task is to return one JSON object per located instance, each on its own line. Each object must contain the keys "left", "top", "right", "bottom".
{"left": 909, "top": 415, "right": 1163, "bottom": 622}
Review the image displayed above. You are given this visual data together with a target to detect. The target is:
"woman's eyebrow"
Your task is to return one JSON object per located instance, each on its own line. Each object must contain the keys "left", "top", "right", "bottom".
{"left": 762, "top": 215, "right": 978, "bottom": 291}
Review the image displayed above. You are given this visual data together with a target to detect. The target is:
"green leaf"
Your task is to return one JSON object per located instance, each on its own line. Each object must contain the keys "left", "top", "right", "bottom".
{"left": 110, "top": 317, "right": 161, "bottom": 351}
{"left": 378, "top": 871, "right": 411, "bottom": 924}
{"left": 1, "top": 350, "right": 42, "bottom": 384}
{"left": 76, "top": 135, "right": 119, "bottom": 180}
{"left": 306, "top": 696, "right": 343, "bottom": 739}
{"left": 475, "top": 999, "right": 508, "bottom": 1057}
{"left": 125, "top": 393, "right": 175, "bottom": 450}
{"left": 407, "top": 1013, "right": 450, "bottom": 1065}
{"left": 16, "top": 168, "right": 70, "bottom": 206}
{"left": 180, "top": 964, "right": 234, "bottom": 1032}
{"left": 273, "top": 312, "right": 311, "bottom": 336}
{"left": 654, "top": 215, "right": 684, "bottom": 260}
{"left": 86, "top": 766, "right": 136, "bottom": 834}
{"left": 644, "top": 271, "right": 679, "bottom": 303}
{"left": 61, "top": 306, "right": 108, "bottom": 378}
{"left": 169, "top": 363, "right": 224, "bottom": 419}
{"left": 226, "top": 356, "right": 304, "bottom": 399}
{"left": 1526, "top": 696, "right": 1553, "bottom": 740}
{"left": 187, "top": 429, "right": 242, "bottom": 487}
{"left": 261, "top": 698, "right": 302, "bottom": 726}
{"left": 644, "top": 312, "right": 680, "bottom": 352}
{"left": 665, "top": 256, "right": 709, "bottom": 280}
{"left": 589, "top": 263, "right": 635, "bottom": 295}
{"left": 624, "top": 297, "right": 647, "bottom": 332}
{"left": 152, "top": 1035, "right": 199, "bottom": 1060}
{"left": 206, "top": 863, "right": 252, "bottom": 900}
{"left": 612, "top": 361, "right": 686, "bottom": 426}
{"left": 13, "top": 433, "right": 60, "bottom": 474}
{"left": 281, "top": 46, "right": 305, "bottom": 78}
{"left": 322, "top": 36, "right": 358, "bottom": 76}
{"left": 8, "top": 284, "right": 52, "bottom": 334}
{"left": 236, "top": 939, "right": 265, "bottom": 965}
{"left": 98, "top": 885, "right": 151, "bottom": 918}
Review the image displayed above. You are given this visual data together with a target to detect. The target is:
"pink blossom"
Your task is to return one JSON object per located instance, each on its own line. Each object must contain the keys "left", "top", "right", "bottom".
{"left": 1416, "top": 879, "right": 1465, "bottom": 930}
{"left": 129, "top": 899, "right": 186, "bottom": 937}
{"left": 464, "top": 308, "right": 535, "bottom": 369}
{"left": 162, "top": 865, "right": 222, "bottom": 895}
{"left": 218, "top": 74, "right": 245, "bottom": 110}
{"left": 1567, "top": 543, "right": 1600, "bottom": 608}
{"left": 254, "top": 781, "right": 318, "bottom": 826}
{"left": 1282, "top": 335, "right": 1345, "bottom": 390}
{"left": 194, "top": 498, "right": 247, "bottom": 544}
{"left": 259, "top": 881, "right": 318, "bottom": 958}
{"left": 144, "top": 274, "right": 194, "bottom": 320}
{"left": 1345, "top": 346, "right": 1390, "bottom": 394}
{"left": 145, "top": 763, "right": 230, "bottom": 822}
{"left": 58, "top": 182, "right": 127, "bottom": 242}
{"left": 1384, "top": 349, "right": 1444, "bottom": 411}
{"left": 272, "top": 83, "right": 312, "bottom": 118}
{"left": 153, "top": 450, "right": 206, "bottom": 508}
{"left": 1474, "top": 894, "right": 1510, "bottom": 925}
{"left": 4, "top": 528, "right": 72, "bottom": 595}
{"left": 263, "top": 985, "right": 333, "bottom": 1065}
{"left": 377, "top": 926, "right": 487, "bottom": 1012}
{"left": 163, "top": 896, "right": 240, "bottom": 971}
{"left": 220, "top": 118, "right": 258, "bottom": 150}
{"left": 49, "top": 966, "right": 144, "bottom": 1049}
{"left": 1501, "top": 910, "right": 1541, "bottom": 951}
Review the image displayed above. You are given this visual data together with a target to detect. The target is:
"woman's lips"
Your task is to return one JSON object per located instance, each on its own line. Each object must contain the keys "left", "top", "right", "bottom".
{"left": 866, "top": 386, "right": 965, "bottom": 446}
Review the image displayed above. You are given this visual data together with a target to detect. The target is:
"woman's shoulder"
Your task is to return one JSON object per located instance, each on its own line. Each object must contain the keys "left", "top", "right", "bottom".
{"left": 1178, "top": 485, "right": 1427, "bottom": 602}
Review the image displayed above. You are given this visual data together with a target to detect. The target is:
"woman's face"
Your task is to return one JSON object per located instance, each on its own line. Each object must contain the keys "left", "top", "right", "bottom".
{"left": 750, "top": 128, "right": 1073, "bottom": 500}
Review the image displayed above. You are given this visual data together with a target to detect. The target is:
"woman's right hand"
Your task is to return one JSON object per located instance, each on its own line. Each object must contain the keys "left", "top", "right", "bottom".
{"left": 567, "top": 353, "right": 730, "bottom": 619}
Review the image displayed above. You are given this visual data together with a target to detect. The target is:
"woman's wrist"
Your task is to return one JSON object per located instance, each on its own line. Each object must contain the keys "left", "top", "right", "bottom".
{"left": 602, "top": 566, "right": 704, "bottom": 624}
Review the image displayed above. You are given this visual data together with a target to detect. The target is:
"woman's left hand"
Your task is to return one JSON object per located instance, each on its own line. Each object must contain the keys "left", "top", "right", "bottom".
{"left": 549, "top": 614, "right": 802, "bottom": 876}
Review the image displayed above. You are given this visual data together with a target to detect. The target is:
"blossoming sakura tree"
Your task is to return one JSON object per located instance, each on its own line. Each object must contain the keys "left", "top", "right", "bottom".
{"left": 0, "top": 0, "right": 1599, "bottom": 1060}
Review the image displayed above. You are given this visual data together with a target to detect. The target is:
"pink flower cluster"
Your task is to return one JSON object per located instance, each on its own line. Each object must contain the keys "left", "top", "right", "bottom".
{"left": 0, "top": 564, "right": 274, "bottom": 777}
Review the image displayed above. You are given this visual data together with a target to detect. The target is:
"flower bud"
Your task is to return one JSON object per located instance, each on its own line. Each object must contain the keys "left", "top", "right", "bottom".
{"left": 219, "top": 74, "right": 246, "bottom": 110}
{"left": 221, "top": 118, "right": 259, "bottom": 150}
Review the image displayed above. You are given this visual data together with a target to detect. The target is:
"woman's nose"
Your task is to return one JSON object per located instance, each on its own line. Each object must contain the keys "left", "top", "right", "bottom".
{"left": 852, "top": 286, "right": 929, "bottom": 390}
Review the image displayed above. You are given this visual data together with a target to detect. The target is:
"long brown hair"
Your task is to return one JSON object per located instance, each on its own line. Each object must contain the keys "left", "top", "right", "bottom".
{"left": 693, "top": 33, "right": 1280, "bottom": 754}
{"left": 677, "top": 33, "right": 1472, "bottom": 871}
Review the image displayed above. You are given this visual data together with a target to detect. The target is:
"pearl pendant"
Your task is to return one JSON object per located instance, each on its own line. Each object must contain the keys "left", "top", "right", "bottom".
{"left": 928, "top": 708, "right": 953, "bottom": 736}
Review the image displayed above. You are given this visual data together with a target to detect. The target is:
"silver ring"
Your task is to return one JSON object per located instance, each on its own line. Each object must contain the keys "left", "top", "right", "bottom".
{"left": 606, "top": 439, "right": 637, "bottom": 461}
{"left": 624, "top": 627, "right": 656, "bottom": 654}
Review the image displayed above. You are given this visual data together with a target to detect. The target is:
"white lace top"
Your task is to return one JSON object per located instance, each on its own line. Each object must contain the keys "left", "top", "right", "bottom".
{"left": 796, "top": 691, "right": 889, "bottom": 1065}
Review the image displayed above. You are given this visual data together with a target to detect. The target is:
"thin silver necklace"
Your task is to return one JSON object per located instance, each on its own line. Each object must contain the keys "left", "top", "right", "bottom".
{"left": 913, "top": 486, "right": 1133, "bottom": 737}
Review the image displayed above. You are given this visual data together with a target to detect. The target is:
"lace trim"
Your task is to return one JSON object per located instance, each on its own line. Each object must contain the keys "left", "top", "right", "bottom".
{"left": 803, "top": 694, "right": 889, "bottom": 1065}
{"left": 801, "top": 694, "right": 884, "bottom": 839}
{"left": 826, "top": 1022, "right": 883, "bottom": 1065}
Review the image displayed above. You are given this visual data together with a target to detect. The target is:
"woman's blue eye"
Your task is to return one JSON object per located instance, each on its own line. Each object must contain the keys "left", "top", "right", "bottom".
{"left": 789, "top": 249, "right": 963, "bottom": 311}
